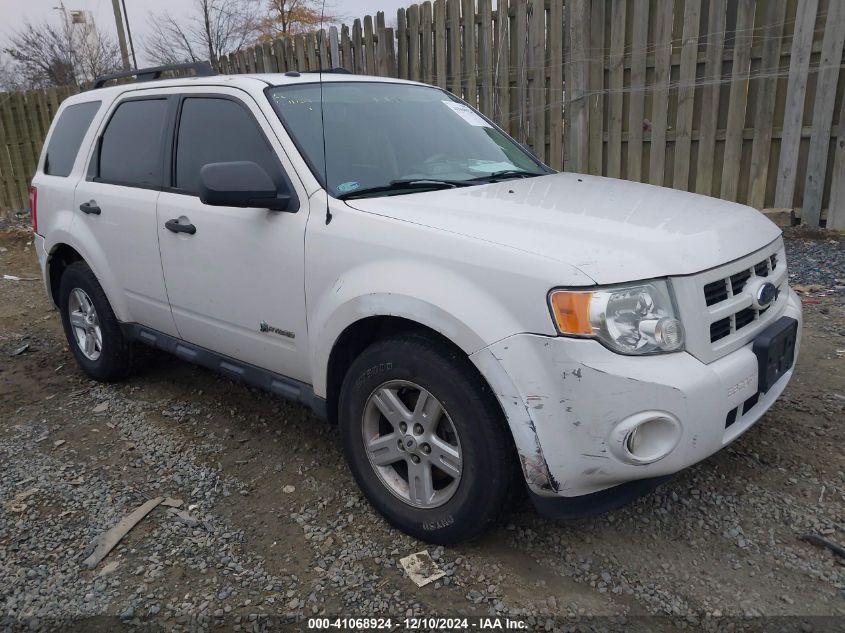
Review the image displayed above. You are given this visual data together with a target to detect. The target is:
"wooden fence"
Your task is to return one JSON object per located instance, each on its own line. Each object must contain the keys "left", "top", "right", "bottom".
{"left": 2, "top": 0, "right": 844, "bottom": 227}
{"left": 0, "top": 86, "right": 78, "bottom": 215}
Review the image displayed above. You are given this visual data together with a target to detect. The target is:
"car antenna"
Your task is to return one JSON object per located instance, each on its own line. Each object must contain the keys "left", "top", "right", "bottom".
{"left": 319, "top": 0, "right": 332, "bottom": 225}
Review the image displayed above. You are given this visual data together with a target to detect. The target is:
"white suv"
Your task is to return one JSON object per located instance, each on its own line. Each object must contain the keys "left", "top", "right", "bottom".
{"left": 31, "top": 64, "right": 802, "bottom": 543}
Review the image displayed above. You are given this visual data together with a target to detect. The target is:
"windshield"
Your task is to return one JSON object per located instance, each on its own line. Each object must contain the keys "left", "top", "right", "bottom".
{"left": 267, "top": 82, "right": 549, "bottom": 198}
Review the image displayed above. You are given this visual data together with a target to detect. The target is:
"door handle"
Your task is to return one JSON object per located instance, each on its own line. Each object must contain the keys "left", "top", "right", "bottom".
{"left": 165, "top": 219, "right": 197, "bottom": 235}
{"left": 79, "top": 200, "right": 101, "bottom": 215}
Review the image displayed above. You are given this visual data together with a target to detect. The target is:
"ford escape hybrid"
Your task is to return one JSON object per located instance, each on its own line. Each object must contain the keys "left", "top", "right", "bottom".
{"left": 31, "top": 63, "right": 802, "bottom": 544}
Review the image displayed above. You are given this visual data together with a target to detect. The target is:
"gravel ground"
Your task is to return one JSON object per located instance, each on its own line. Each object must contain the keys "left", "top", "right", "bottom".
{"left": 0, "top": 224, "right": 843, "bottom": 632}
{"left": 785, "top": 229, "right": 845, "bottom": 306}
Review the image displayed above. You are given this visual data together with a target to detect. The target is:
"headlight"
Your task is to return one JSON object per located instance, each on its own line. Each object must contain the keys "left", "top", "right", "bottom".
{"left": 548, "top": 280, "right": 684, "bottom": 354}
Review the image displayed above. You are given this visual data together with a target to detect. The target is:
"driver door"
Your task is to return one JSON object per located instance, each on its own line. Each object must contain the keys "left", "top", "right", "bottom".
{"left": 156, "top": 89, "right": 311, "bottom": 382}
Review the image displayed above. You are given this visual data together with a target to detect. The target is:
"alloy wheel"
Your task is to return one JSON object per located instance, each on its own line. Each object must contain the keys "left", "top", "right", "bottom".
{"left": 362, "top": 380, "right": 463, "bottom": 508}
{"left": 68, "top": 287, "right": 102, "bottom": 361}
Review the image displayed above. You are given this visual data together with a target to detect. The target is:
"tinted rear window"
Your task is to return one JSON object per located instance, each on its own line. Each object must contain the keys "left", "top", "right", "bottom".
{"left": 44, "top": 101, "right": 100, "bottom": 177}
{"left": 98, "top": 99, "right": 168, "bottom": 188}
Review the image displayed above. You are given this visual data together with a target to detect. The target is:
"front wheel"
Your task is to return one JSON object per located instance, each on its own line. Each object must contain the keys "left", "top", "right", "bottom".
{"left": 338, "top": 333, "right": 518, "bottom": 544}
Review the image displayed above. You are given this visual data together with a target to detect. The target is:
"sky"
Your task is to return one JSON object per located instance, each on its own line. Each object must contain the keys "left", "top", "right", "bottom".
{"left": 0, "top": 0, "right": 411, "bottom": 66}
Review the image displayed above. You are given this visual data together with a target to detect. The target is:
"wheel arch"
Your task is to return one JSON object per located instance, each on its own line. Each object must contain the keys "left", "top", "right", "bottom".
{"left": 46, "top": 243, "right": 84, "bottom": 307}
{"left": 324, "top": 315, "right": 471, "bottom": 426}
{"left": 45, "top": 230, "right": 129, "bottom": 321}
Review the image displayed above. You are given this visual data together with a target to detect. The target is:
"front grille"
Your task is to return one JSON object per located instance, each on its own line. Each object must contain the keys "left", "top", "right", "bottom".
{"left": 735, "top": 307, "right": 756, "bottom": 329}
{"left": 705, "top": 253, "right": 781, "bottom": 344}
{"left": 730, "top": 269, "right": 751, "bottom": 294}
{"left": 704, "top": 280, "right": 728, "bottom": 306}
{"left": 710, "top": 318, "right": 731, "bottom": 342}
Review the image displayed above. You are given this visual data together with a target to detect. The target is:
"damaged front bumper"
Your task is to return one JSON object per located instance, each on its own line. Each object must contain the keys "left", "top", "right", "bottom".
{"left": 470, "top": 288, "right": 802, "bottom": 515}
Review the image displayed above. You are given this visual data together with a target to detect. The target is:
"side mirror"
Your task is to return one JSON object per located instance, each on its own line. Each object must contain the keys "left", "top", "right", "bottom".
{"left": 199, "top": 161, "right": 291, "bottom": 211}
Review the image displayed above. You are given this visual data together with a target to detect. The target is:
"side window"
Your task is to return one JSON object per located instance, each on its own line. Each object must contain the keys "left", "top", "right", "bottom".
{"left": 175, "top": 97, "right": 281, "bottom": 195}
{"left": 43, "top": 101, "right": 101, "bottom": 177}
{"left": 96, "top": 99, "right": 168, "bottom": 188}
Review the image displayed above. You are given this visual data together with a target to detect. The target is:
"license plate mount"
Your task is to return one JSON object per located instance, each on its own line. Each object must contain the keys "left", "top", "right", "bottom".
{"left": 752, "top": 316, "right": 798, "bottom": 393}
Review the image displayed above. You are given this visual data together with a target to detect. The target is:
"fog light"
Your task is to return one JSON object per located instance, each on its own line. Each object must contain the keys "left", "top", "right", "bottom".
{"left": 608, "top": 411, "right": 682, "bottom": 465}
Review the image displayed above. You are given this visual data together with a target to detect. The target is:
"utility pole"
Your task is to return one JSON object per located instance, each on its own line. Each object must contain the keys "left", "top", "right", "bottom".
{"left": 110, "top": 0, "right": 130, "bottom": 70}
{"left": 121, "top": 0, "right": 138, "bottom": 69}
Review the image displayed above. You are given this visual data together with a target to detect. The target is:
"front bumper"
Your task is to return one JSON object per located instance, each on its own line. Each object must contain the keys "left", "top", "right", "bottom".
{"left": 472, "top": 288, "right": 802, "bottom": 501}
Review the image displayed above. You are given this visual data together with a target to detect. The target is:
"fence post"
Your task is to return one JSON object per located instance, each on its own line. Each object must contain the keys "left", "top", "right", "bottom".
{"left": 626, "top": 0, "right": 648, "bottom": 183}
{"left": 565, "top": 0, "right": 589, "bottom": 173}
{"left": 378, "top": 28, "right": 397, "bottom": 78}
{"left": 801, "top": 0, "right": 845, "bottom": 227}
{"left": 329, "top": 27, "right": 341, "bottom": 68}
{"left": 528, "top": 0, "right": 545, "bottom": 162}
{"left": 398, "top": 8, "right": 408, "bottom": 78}
{"left": 773, "top": 0, "right": 818, "bottom": 209}
{"left": 547, "top": 0, "right": 563, "bottom": 170}
{"left": 462, "top": 0, "right": 477, "bottom": 106}
{"left": 829, "top": 100, "right": 845, "bottom": 229}
{"left": 340, "top": 27, "right": 353, "bottom": 71}
{"left": 447, "top": 0, "right": 461, "bottom": 96}
{"left": 364, "top": 15, "right": 377, "bottom": 75}
{"left": 421, "top": 2, "right": 434, "bottom": 86}
{"left": 747, "top": 0, "right": 787, "bottom": 209}
{"left": 434, "top": 0, "right": 448, "bottom": 89}
{"left": 606, "top": 0, "right": 626, "bottom": 179}
{"left": 672, "top": 0, "right": 702, "bottom": 192}
{"left": 408, "top": 3, "right": 421, "bottom": 81}
{"left": 695, "top": 0, "right": 727, "bottom": 196}
{"left": 586, "top": 0, "right": 604, "bottom": 176}
{"left": 720, "top": 0, "right": 755, "bottom": 202}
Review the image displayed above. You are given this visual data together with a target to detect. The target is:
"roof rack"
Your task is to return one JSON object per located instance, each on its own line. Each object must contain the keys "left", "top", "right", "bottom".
{"left": 298, "top": 68, "right": 352, "bottom": 74}
{"left": 92, "top": 61, "right": 216, "bottom": 89}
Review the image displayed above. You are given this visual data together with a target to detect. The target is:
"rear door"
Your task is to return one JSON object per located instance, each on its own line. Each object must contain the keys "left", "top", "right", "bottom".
{"left": 74, "top": 95, "right": 178, "bottom": 336}
{"left": 156, "top": 89, "right": 311, "bottom": 381}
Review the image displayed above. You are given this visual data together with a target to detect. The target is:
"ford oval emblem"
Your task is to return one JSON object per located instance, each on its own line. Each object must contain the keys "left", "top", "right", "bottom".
{"left": 756, "top": 282, "right": 778, "bottom": 308}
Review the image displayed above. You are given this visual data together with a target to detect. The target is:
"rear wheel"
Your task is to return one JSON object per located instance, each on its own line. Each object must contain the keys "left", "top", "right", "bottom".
{"left": 339, "top": 333, "right": 518, "bottom": 543}
{"left": 59, "top": 261, "right": 134, "bottom": 382}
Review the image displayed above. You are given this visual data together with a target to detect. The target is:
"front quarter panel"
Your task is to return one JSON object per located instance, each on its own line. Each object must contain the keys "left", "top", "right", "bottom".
{"left": 306, "top": 195, "right": 595, "bottom": 397}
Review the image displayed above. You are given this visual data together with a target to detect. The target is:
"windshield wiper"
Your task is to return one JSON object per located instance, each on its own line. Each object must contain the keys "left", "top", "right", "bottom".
{"left": 467, "top": 169, "right": 544, "bottom": 182}
{"left": 337, "top": 179, "right": 471, "bottom": 200}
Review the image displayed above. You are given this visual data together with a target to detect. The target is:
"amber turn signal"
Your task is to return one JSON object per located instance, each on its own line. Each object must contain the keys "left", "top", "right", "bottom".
{"left": 549, "top": 291, "right": 593, "bottom": 335}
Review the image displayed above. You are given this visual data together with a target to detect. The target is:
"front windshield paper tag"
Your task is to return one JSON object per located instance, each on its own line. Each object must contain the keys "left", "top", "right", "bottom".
{"left": 442, "top": 101, "right": 491, "bottom": 127}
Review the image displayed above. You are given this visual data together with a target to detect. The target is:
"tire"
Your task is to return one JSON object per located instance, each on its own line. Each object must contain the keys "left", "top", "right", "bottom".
{"left": 59, "top": 261, "right": 134, "bottom": 382}
{"left": 339, "top": 333, "right": 519, "bottom": 544}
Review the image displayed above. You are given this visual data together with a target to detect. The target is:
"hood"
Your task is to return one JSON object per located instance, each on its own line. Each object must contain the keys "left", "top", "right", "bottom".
{"left": 344, "top": 173, "right": 782, "bottom": 284}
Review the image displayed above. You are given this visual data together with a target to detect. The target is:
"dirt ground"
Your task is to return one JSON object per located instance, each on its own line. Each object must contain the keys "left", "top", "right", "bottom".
{"left": 1, "top": 227, "right": 843, "bottom": 632}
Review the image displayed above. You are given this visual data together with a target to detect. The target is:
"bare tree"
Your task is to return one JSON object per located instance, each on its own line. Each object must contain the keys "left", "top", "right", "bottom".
{"left": 4, "top": 17, "right": 122, "bottom": 88}
{"left": 258, "top": 0, "right": 338, "bottom": 40}
{"left": 143, "top": 0, "right": 261, "bottom": 70}
{"left": 0, "top": 53, "right": 23, "bottom": 92}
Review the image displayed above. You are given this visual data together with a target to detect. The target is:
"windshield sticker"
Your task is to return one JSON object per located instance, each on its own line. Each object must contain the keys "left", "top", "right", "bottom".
{"left": 442, "top": 101, "right": 491, "bottom": 127}
{"left": 337, "top": 181, "right": 360, "bottom": 193}
{"left": 467, "top": 160, "right": 519, "bottom": 173}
